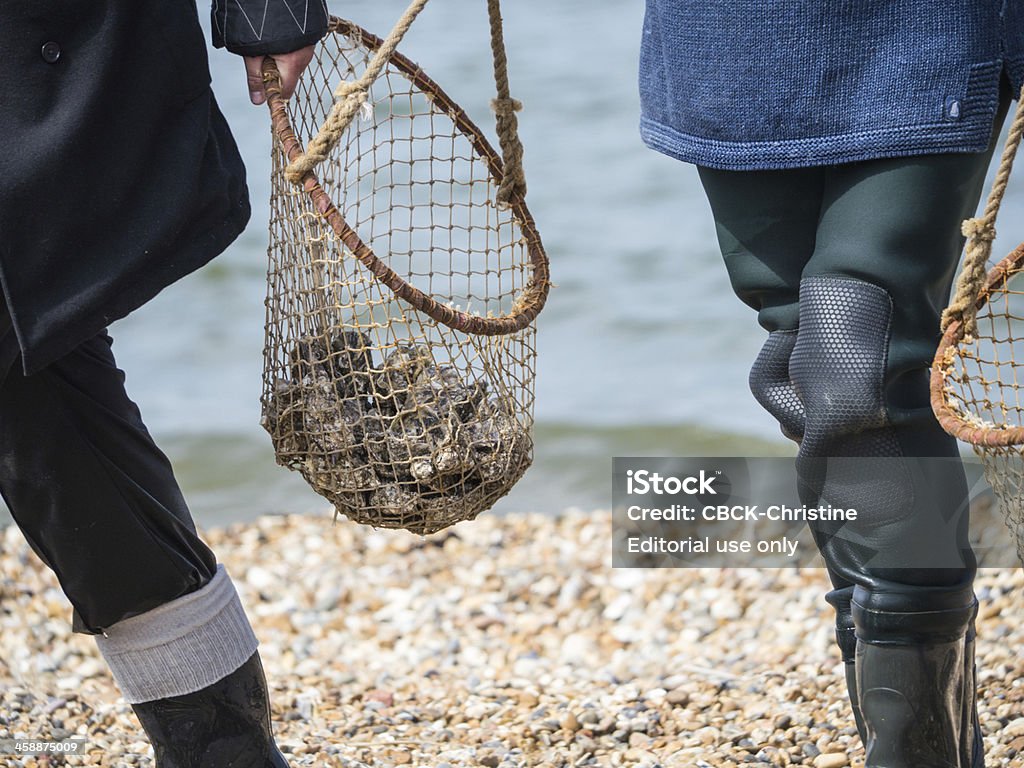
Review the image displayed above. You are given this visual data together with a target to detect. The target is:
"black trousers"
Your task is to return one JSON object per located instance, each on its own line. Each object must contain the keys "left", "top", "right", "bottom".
{"left": 0, "top": 297, "right": 216, "bottom": 634}
{"left": 696, "top": 87, "right": 1011, "bottom": 659}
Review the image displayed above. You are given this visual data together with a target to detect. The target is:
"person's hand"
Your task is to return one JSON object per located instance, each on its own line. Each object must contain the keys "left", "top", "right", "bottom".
{"left": 243, "top": 46, "right": 315, "bottom": 106}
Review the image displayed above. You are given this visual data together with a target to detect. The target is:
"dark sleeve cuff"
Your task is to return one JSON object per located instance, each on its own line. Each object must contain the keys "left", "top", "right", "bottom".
{"left": 211, "top": 0, "right": 329, "bottom": 56}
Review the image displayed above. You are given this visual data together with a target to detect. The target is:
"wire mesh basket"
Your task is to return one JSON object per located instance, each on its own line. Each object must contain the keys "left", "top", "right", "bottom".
{"left": 259, "top": 7, "right": 550, "bottom": 535}
{"left": 932, "top": 88, "right": 1024, "bottom": 563}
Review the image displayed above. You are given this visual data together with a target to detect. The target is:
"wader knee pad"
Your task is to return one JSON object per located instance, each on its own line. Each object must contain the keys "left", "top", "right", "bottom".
{"left": 748, "top": 330, "right": 804, "bottom": 442}
{"left": 789, "top": 276, "right": 901, "bottom": 457}
{"left": 788, "top": 277, "right": 975, "bottom": 582}
{"left": 790, "top": 276, "right": 916, "bottom": 561}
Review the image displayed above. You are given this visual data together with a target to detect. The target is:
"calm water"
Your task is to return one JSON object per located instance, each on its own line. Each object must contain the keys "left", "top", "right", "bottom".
{"left": 3, "top": 0, "right": 1023, "bottom": 526}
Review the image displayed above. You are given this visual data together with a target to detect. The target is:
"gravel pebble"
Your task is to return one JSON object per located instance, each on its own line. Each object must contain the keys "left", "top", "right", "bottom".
{"left": 813, "top": 753, "right": 850, "bottom": 768}
{"left": 1, "top": 510, "right": 1022, "bottom": 766}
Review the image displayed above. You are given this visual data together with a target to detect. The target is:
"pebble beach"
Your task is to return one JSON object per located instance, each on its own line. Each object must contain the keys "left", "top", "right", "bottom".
{"left": 2, "top": 509, "right": 1023, "bottom": 768}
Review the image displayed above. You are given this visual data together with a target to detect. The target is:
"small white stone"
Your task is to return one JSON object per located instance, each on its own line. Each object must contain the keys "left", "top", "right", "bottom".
{"left": 602, "top": 594, "right": 632, "bottom": 621}
{"left": 246, "top": 565, "right": 275, "bottom": 591}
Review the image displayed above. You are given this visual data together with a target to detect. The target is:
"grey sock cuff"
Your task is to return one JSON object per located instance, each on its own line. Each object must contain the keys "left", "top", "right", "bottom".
{"left": 95, "top": 564, "right": 258, "bottom": 704}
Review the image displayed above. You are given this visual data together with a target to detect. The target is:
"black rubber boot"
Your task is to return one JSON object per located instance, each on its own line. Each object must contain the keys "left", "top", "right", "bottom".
{"left": 843, "top": 660, "right": 868, "bottom": 746}
{"left": 856, "top": 637, "right": 976, "bottom": 768}
{"left": 131, "top": 652, "right": 290, "bottom": 768}
{"left": 852, "top": 582, "right": 984, "bottom": 768}
{"left": 961, "top": 616, "right": 985, "bottom": 768}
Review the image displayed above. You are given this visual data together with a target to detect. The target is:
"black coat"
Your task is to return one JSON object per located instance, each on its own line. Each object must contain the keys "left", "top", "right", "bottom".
{"left": 0, "top": 0, "right": 328, "bottom": 374}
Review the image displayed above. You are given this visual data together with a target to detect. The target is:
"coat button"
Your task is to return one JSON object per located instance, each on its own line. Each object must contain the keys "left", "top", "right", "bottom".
{"left": 41, "top": 41, "right": 61, "bottom": 64}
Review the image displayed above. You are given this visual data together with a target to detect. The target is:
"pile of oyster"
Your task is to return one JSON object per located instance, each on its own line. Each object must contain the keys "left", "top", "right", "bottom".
{"left": 263, "top": 331, "right": 531, "bottom": 534}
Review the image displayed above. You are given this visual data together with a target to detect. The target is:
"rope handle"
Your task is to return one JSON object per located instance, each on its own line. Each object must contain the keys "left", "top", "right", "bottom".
{"left": 282, "top": 0, "right": 429, "bottom": 184}
{"left": 281, "top": 0, "right": 527, "bottom": 205}
{"left": 942, "top": 85, "right": 1024, "bottom": 336}
{"left": 486, "top": 0, "right": 527, "bottom": 204}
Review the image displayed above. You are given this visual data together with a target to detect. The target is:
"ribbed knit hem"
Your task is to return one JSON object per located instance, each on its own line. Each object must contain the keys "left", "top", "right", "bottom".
{"left": 639, "top": 115, "right": 998, "bottom": 171}
{"left": 95, "top": 565, "right": 258, "bottom": 704}
{"left": 1008, "top": 58, "right": 1024, "bottom": 96}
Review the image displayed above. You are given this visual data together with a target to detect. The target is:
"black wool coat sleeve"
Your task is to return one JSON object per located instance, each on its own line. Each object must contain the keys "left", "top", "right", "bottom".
{"left": 211, "top": 0, "right": 330, "bottom": 56}
{"left": 0, "top": 0, "right": 324, "bottom": 376}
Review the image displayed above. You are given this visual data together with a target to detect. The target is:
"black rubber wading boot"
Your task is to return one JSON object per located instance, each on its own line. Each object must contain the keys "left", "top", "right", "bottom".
{"left": 961, "top": 624, "right": 985, "bottom": 768}
{"left": 131, "top": 652, "right": 290, "bottom": 768}
{"left": 843, "top": 660, "right": 868, "bottom": 747}
{"left": 856, "top": 638, "right": 969, "bottom": 768}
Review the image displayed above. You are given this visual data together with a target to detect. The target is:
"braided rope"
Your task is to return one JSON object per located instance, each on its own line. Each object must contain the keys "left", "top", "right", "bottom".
{"left": 487, "top": 0, "right": 527, "bottom": 205}
{"left": 942, "top": 86, "right": 1024, "bottom": 337}
{"left": 283, "top": 0, "right": 430, "bottom": 183}
{"left": 284, "top": 0, "right": 529, "bottom": 199}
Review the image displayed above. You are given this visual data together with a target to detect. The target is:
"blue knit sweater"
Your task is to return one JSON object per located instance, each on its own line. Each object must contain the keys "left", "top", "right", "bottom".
{"left": 639, "top": 1, "right": 1024, "bottom": 170}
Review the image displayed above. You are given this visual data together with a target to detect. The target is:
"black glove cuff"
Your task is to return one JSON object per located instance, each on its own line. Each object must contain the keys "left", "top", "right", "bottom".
{"left": 211, "top": 0, "right": 328, "bottom": 56}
